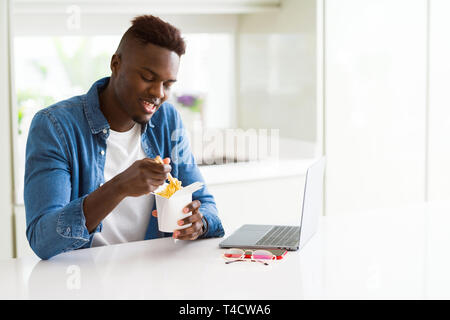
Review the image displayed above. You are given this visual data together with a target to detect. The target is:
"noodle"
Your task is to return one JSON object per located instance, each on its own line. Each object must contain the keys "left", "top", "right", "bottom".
{"left": 157, "top": 177, "right": 182, "bottom": 198}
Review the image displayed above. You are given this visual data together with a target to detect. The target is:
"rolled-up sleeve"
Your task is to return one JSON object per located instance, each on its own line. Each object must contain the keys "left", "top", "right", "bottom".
{"left": 24, "top": 111, "right": 98, "bottom": 260}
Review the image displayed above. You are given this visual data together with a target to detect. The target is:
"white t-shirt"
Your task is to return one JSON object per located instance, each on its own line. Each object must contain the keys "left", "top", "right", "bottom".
{"left": 92, "top": 123, "right": 154, "bottom": 247}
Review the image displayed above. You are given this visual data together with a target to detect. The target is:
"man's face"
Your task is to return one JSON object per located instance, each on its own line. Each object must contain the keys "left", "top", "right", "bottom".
{"left": 111, "top": 42, "right": 180, "bottom": 125}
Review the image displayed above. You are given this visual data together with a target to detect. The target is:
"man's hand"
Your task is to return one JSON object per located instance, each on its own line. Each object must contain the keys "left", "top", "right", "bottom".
{"left": 83, "top": 157, "right": 171, "bottom": 233}
{"left": 115, "top": 157, "right": 171, "bottom": 197}
{"left": 152, "top": 200, "right": 205, "bottom": 240}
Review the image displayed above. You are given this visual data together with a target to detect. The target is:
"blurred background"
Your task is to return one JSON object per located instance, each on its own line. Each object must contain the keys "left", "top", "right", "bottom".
{"left": 0, "top": 0, "right": 449, "bottom": 259}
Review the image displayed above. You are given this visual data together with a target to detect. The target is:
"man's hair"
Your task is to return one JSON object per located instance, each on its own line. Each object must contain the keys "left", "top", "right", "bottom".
{"left": 122, "top": 15, "right": 186, "bottom": 56}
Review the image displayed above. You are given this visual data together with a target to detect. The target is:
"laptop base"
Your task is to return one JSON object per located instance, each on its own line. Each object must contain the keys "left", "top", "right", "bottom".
{"left": 219, "top": 224, "right": 300, "bottom": 251}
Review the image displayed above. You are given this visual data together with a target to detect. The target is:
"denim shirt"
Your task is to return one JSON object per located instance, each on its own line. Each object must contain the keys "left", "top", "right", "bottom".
{"left": 24, "top": 77, "right": 225, "bottom": 260}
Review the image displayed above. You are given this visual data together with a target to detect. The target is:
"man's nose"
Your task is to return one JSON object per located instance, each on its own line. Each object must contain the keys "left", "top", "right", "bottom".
{"left": 149, "top": 82, "right": 164, "bottom": 99}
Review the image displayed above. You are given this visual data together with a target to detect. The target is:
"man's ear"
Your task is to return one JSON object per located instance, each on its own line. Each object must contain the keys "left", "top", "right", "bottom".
{"left": 110, "top": 53, "right": 121, "bottom": 75}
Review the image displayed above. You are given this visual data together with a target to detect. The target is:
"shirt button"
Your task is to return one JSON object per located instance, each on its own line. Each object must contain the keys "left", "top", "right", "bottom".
{"left": 100, "top": 150, "right": 105, "bottom": 156}
{"left": 103, "top": 129, "right": 108, "bottom": 134}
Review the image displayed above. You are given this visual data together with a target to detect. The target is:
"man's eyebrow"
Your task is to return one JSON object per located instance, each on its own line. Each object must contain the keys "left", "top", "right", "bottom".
{"left": 141, "top": 66, "right": 177, "bottom": 82}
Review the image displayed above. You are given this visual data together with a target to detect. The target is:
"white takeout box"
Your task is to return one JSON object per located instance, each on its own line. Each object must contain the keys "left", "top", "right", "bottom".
{"left": 153, "top": 182, "right": 203, "bottom": 233}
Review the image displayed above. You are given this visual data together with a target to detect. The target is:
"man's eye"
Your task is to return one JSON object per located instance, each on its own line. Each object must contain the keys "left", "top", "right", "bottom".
{"left": 141, "top": 75, "right": 153, "bottom": 82}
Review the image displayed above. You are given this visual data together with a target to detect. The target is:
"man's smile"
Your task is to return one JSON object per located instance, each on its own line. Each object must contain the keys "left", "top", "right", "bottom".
{"left": 139, "top": 97, "right": 158, "bottom": 115}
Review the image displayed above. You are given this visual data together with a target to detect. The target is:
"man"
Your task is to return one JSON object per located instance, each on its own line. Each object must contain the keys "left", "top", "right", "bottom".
{"left": 24, "top": 15, "right": 224, "bottom": 260}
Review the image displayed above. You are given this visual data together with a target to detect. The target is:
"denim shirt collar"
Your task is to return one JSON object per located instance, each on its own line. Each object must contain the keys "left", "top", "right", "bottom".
{"left": 83, "top": 77, "right": 154, "bottom": 135}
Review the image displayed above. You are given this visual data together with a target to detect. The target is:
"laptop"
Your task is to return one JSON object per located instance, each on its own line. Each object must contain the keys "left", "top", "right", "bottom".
{"left": 219, "top": 157, "right": 325, "bottom": 251}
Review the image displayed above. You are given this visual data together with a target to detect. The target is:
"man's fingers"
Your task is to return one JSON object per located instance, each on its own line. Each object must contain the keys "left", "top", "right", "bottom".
{"left": 148, "top": 164, "right": 171, "bottom": 175}
{"left": 140, "top": 161, "right": 171, "bottom": 184}
{"left": 149, "top": 178, "right": 166, "bottom": 186}
{"left": 173, "top": 220, "right": 203, "bottom": 240}
{"left": 174, "top": 229, "right": 201, "bottom": 241}
{"left": 177, "top": 211, "right": 202, "bottom": 226}
{"left": 142, "top": 158, "right": 172, "bottom": 174}
{"left": 152, "top": 210, "right": 157, "bottom": 217}
{"left": 176, "top": 231, "right": 201, "bottom": 241}
{"left": 182, "top": 200, "right": 201, "bottom": 214}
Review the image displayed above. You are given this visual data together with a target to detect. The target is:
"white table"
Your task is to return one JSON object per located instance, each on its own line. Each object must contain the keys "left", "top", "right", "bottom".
{"left": 2, "top": 201, "right": 450, "bottom": 299}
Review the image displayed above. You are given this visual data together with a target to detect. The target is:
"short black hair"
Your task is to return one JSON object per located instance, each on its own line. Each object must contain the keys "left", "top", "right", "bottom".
{"left": 122, "top": 15, "right": 186, "bottom": 56}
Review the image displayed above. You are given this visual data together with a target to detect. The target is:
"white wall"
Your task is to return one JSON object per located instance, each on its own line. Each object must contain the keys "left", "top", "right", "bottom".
{"left": 237, "top": 0, "right": 318, "bottom": 142}
{"left": 428, "top": 0, "right": 450, "bottom": 201}
{"left": 208, "top": 175, "right": 306, "bottom": 234}
{"left": 13, "top": 13, "right": 241, "bottom": 36}
{"left": 324, "top": 0, "right": 428, "bottom": 215}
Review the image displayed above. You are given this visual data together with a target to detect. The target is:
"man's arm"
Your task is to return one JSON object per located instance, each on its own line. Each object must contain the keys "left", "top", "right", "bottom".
{"left": 83, "top": 158, "right": 170, "bottom": 233}
{"left": 25, "top": 111, "right": 93, "bottom": 260}
{"left": 82, "top": 177, "right": 125, "bottom": 233}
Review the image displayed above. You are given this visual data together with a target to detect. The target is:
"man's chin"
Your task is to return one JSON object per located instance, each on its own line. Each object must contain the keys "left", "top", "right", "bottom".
{"left": 132, "top": 114, "right": 152, "bottom": 126}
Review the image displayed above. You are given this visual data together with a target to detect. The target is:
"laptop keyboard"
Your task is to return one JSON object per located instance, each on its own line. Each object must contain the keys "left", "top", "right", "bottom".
{"left": 255, "top": 226, "right": 300, "bottom": 247}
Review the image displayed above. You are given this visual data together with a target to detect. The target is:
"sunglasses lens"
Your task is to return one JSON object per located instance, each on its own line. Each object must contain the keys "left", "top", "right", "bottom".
{"left": 252, "top": 250, "right": 274, "bottom": 260}
{"left": 224, "top": 249, "right": 244, "bottom": 259}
